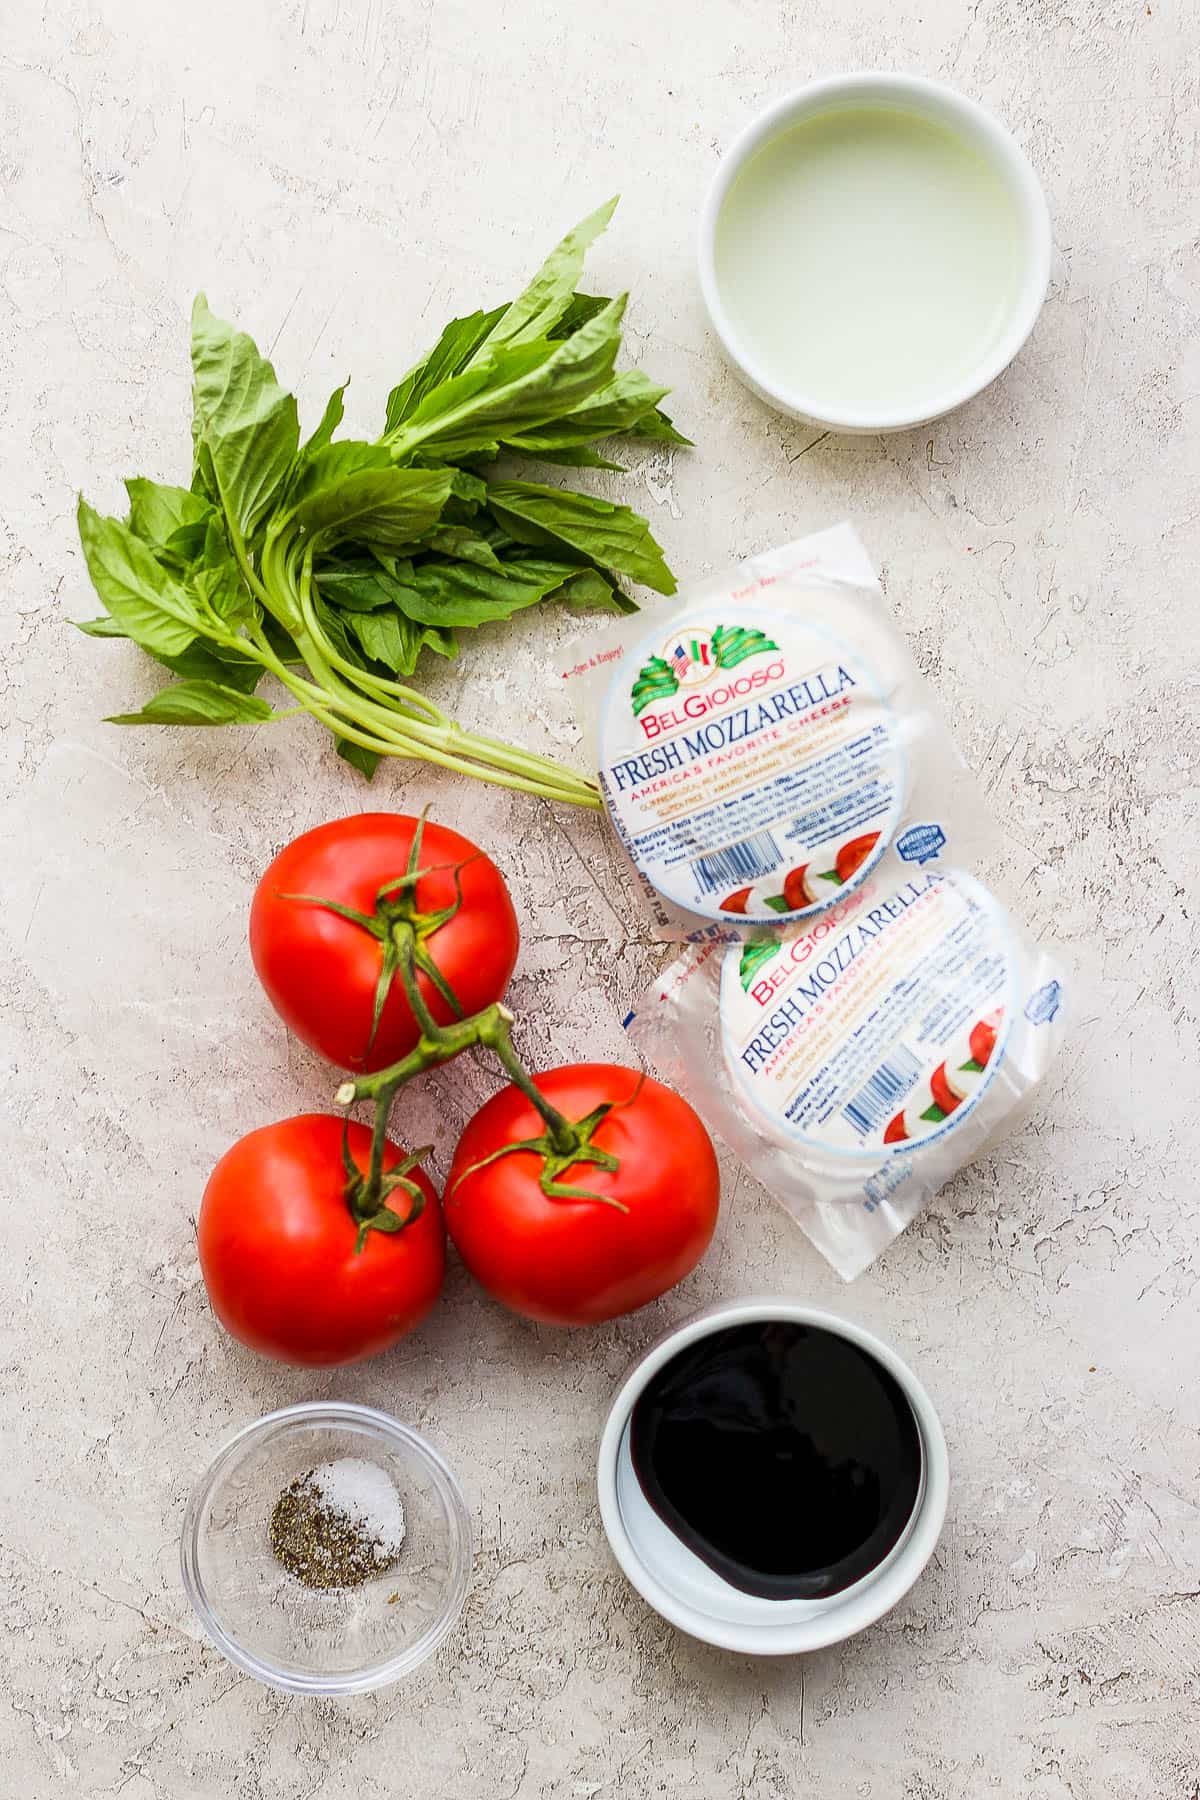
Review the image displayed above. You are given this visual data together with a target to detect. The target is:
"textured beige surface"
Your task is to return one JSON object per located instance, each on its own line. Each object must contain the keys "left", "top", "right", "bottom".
{"left": 2, "top": 2, "right": 1198, "bottom": 1795}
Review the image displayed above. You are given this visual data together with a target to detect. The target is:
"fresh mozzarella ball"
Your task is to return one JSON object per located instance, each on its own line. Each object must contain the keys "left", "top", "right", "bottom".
{"left": 944, "top": 1027, "right": 986, "bottom": 1102}
{"left": 910, "top": 1094, "right": 949, "bottom": 1137}
{"left": 747, "top": 875, "right": 785, "bottom": 911}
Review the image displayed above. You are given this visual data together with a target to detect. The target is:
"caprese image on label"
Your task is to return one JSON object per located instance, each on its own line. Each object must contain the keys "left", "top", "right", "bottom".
{"left": 882, "top": 1010, "right": 1002, "bottom": 1143}
{"left": 598, "top": 602, "right": 904, "bottom": 926}
{"left": 717, "top": 831, "right": 884, "bottom": 916}
{"left": 718, "top": 868, "right": 1017, "bottom": 1159}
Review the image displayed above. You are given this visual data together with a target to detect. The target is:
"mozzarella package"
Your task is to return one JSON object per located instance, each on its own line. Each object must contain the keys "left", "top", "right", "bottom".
{"left": 604, "top": 525, "right": 1068, "bottom": 1277}
{"left": 586, "top": 523, "right": 996, "bottom": 941}
{"left": 625, "top": 866, "right": 1066, "bottom": 1278}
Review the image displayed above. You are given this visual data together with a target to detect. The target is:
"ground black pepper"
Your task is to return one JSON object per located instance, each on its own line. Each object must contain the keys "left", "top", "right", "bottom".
{"left": 269, "top": 1469, "right": 403, "bottom": 1590}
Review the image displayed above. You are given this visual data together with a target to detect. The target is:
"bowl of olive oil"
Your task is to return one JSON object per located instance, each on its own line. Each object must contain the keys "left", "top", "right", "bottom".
{"left": 698, "top": 73, "right": 1051, "bottom": 433}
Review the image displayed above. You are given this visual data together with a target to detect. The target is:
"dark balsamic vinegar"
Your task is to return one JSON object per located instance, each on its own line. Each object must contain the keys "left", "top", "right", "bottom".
{"left": 629, "top": 1321, "right": 923, "bottom": 1600}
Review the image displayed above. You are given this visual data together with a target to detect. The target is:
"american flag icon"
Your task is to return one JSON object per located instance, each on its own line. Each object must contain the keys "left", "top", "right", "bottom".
{"left": 670, "top": 637, "right": 711, "bottom": 678}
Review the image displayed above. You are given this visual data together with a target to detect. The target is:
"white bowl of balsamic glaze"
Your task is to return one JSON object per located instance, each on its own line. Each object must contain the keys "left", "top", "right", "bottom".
{"left": 596, "top": 1300, "right": 949, "bottom": 1654}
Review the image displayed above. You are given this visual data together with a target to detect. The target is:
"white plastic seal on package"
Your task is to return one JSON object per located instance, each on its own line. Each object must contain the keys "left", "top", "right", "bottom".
{"left": 587, "top": 523, "right": 998, "bottom": 941}
{"left": 626, "top": 867, "right": 1067, "bottom": 1278}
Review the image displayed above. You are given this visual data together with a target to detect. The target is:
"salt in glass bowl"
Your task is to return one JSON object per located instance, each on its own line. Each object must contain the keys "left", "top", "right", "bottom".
{"left": 181, "top": 1401, "right": 472, "bottom": 1694}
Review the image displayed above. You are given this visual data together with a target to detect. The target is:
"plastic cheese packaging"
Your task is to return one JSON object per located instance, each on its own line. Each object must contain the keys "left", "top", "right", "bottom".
{"left": 612, "top": 525, "right": 1068, "bottom": 1277}
{"left": 588, "top": 522, "right": 994, "bottom": 941}
{"left": 626, "top": 866, "right": 1065, "bottom": 1277}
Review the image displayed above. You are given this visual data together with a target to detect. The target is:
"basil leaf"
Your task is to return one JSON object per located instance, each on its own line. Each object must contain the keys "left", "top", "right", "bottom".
{"left": 290, "top": 466, "right": 454, "bottom": 547}
{"left": 316, "top": 567, "right": 398, "bottom": 612}
{"left": 345, "top": 607, "right": 409, "bottom": 668}
{"left": 106, "top": 679, "right": 274, "bottom": 726}
{"left": 471, "top": 199, "right": 617, "bottom": 359}
{"left": 395, "top": 341, "right": 557, "bottom": 438}
{"left": 548, "top": 292, "right": 613, "bottom": 340}
{"left": 202, "top": 515, "right": 233, "bottom": 565}
{"left": 336, "top": 736, "right": 382, "bottom": 780}
{"left": 286, "top": 440, "right": 393, "bottom": 510}
{"left": 486, "top": 480, "right": 674, "bottom": 594}
{"left": 125, "top": 479, "right": 213, "bottom": 545}
{"left": 500, "top": 441, "right": 625, "bottom": 471}
{"left": 155, "top": 643, "right": 263, "bottom": 691}
{"left": 74, "top": 616, "right": 126, "bottom": 638}
{"left": 443, "top": 466, "right": 488, "bottom": 507}
{"left": 367, "top": 547, "right": 411, "bottom": 578}
{"left": 413, "top": 622, "right": 457, "bottom": 664}
{"left": 630, "top": 404, "right": 692, "bottom": 445}
{"left": 73, "top": 613, "right": 262, "bottom": 690}
{"left": 500, "top": 373, "right": 686, "bottom": 462}
{"left": 549, "top": 369, "right": 672, "bottom": 438}
{"left": 395, "top": 299, "right": 626, "bottom": 460}
{"left": 312, "top": 595, "right": 376, "bottom": 671}
{"left": 163, "top": 520, "right": 211, "bottom": 564}
{"left": 261, "top": 613, "right": 304, "bottom": 665}
{"left": 550, "top": 569, "right": 637, "bottom": 614}
{"left": 303, "top": 383, "right": 348, "bottom": 454}
{"left": 190, "top": 295, "right": 300, "bottom": 538}
{"left": 77, "top": 499, "right": 202, "bottom": 655}
{"left": 192, "top": 557, "right": 254, "bottom": 626}
{"left": 412, "top": 463, "right": 491, "bottom": 523}
{"left": 346, "top": 607, "right": 457, "bottom": 675}
{"left": 321, "top": 558, "right": 493, "bottom": 627}
{"left": 385, "top": 307, "right": 508, "bottom": 433}
{"left": 388, "top": 556, "right": 584, "bottom": 627}
{"left": 423, "top": 525, "right": 504, "bottom": 569}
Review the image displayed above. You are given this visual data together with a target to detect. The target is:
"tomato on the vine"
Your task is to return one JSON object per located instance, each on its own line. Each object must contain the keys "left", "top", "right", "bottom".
{"left": 445, "top": 1064, "right": 720, "bottom": 1326}
{"left": 198, "top": 1114, "right": 444, "bottom": 1367}
{"left": 250, "top": 813, "right": 519, "bottom": 1073}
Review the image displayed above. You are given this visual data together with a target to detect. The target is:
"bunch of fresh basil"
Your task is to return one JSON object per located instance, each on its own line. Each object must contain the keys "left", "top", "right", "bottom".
{"left": 75, "top": 199, "right": 687, "bottom": 808}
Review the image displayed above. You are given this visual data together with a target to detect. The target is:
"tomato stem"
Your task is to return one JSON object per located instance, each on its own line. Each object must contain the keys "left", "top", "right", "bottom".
{"left": 283, "top": 815, "right": 472, "bottom": 1063}
{"left": 329, "top": 839, "right": 624, "bottom": 1230}
{"left": 355, "top": 927, "right": 581, "bottom": 1157}
{"left": 448, "top": 1100, "right": 627, "bottom": 1210}
{"left": 339, "top": 1114, "right": 432, "bottom": 1252}
{"left": 339, "top": 964, "right": 610, "bottom": 1222}
{"left": 474, "top": 1011, "right": 580, "bottom": 1159}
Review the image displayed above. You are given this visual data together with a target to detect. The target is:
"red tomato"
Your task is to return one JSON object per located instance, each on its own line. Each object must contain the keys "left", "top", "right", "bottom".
{"left": 783, "top": 866, "right": 811, "bottom": 910}
{"left": 445, "top": 1065, "right": 720, "bottom": 1325}
{"left": 970, "top": 1010, "right": 1001, "bottom": 1068}
{"left": 835, "top": 831, "right": 881, "bottom": 884}
{"left": 250, "top": 814, "right": 519, "bottom": 1072}
{"left": 884, "top": 1112, "right": 909, "bottom": 1144}
{"left": 198, "top": 1114, "right": 445, "bottom": 1367}
{"left": 929, "top": 1063, "right": 961, "bottom": 1115}
{"left": 720, "top": 886, "right": 752, "bottom": 914}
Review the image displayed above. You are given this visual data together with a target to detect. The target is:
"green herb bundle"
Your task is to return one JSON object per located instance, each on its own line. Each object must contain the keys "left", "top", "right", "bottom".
{"left": 75, "top": 200, "right": 687, "bottom": 808}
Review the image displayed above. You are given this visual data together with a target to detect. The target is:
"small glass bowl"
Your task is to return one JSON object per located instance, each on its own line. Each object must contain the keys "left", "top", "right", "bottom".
{"left": 181, "top": 1402, "right": 472, "bottom": 1694}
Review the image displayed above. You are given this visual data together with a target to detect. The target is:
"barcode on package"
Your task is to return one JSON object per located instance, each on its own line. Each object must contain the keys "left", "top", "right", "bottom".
{"left": 842, "top": 1046, "right": 922, "bottom": 1137}
{"left": 691, "top": 831, "right": 782, "bottom": 896}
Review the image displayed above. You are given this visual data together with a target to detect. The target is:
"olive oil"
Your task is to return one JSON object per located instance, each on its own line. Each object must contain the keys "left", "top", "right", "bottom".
{"left": 713, "top": 105, "right": 1024, "bottom": 419}
{"left": 629, "top": 1320, "right": 922, "bottom": 1599}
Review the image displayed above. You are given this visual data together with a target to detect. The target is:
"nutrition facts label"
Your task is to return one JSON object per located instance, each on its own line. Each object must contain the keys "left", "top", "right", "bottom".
{"left": 599, "top": 603, "right": 903, "bottom": 924}
{"left": 719, "top": 870, "right": 1012, "bottom": 1155}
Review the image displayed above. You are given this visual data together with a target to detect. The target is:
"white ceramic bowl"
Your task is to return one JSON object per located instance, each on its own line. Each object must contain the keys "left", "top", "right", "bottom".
{"left": 597, "top": 1299, "right": 948, "bottom": 1654}
{"left": 698, "top": 73, "right": 1052, "bottom": 433}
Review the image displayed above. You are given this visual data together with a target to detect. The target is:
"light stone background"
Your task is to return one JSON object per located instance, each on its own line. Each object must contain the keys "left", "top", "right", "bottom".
{"left": 2, "top": 1, "right": 1197, "bottom": 1796}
